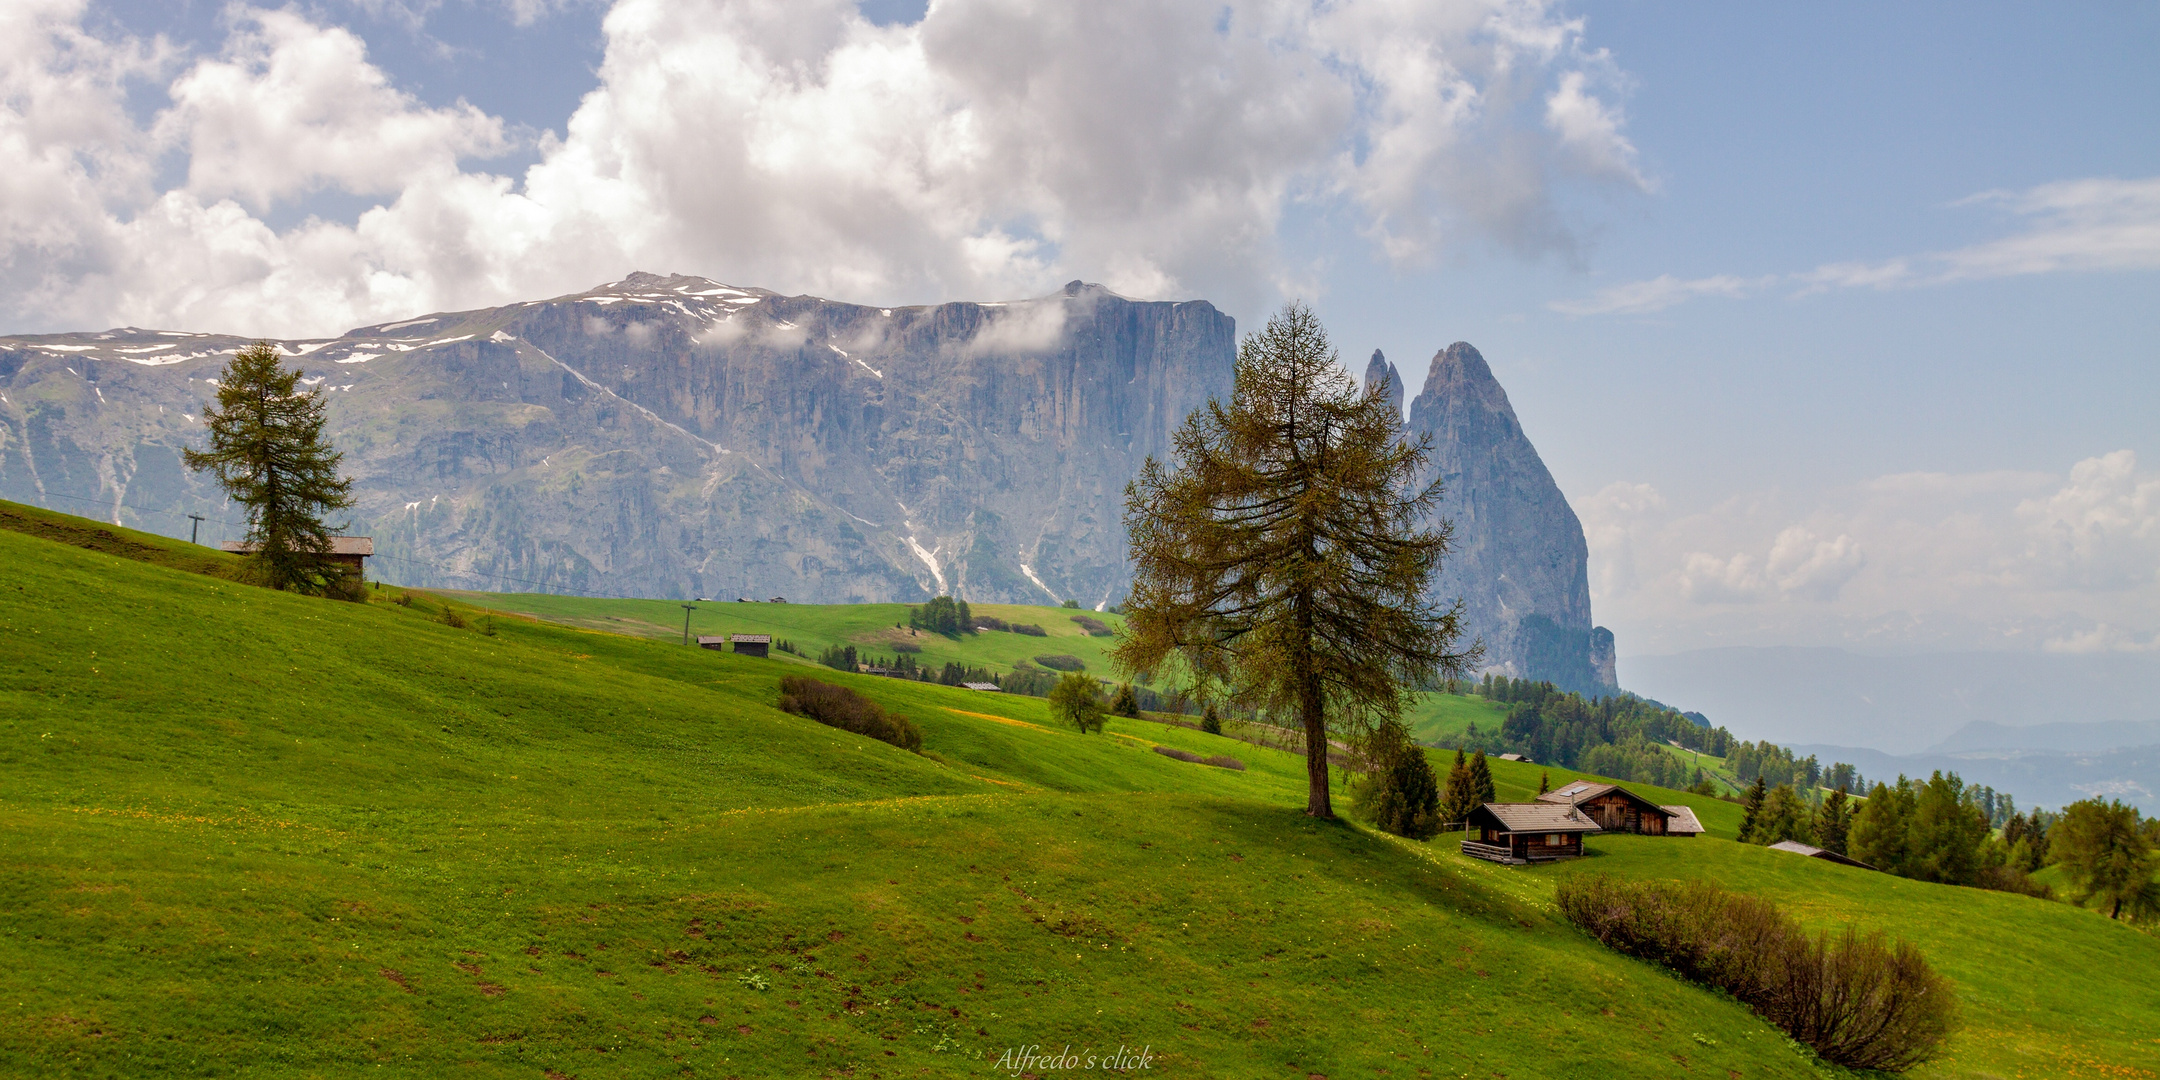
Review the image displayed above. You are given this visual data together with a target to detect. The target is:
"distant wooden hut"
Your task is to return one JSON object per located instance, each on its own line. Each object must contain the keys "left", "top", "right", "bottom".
{"left": 1461, "top": 802, "right": 1602, "bottom": 864}
{"left": 1537, "top": 780, "right": 1679, "bottom": 836}
{"left": 728, "top": 634, "right": 771, "bottom": 658}
{"left": 1767, "top": 840, "right": 1875, "bottom": 870}
{"left": 959, "top": 682, "right": 1001, "bottom": 692}
{"left": 1496, "top": 752, "right": 1532, "bottom": 763}
{"left": 221, "top": 536, "right": 373, "bottom": 574}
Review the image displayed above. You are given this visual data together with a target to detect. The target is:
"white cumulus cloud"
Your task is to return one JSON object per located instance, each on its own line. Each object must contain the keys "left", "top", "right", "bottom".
{"left": 1585, "top": 451, "right": 2160, "bottom": 654}
{"left": 0, "top": 0, "right": 1646, "bottom": 338}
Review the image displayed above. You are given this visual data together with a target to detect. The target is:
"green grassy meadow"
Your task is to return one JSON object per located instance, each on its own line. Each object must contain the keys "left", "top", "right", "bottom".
{"left": 4, "top": 504, "right": 2157, "bottom": 1078}
{"left": 452, "top": 590, "right": 1132, "bottom": 676}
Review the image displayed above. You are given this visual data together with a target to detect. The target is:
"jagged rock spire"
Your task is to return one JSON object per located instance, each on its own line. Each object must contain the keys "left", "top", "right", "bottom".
{"left": 1363, "top": 348, "right": 1404, "bottom": 421}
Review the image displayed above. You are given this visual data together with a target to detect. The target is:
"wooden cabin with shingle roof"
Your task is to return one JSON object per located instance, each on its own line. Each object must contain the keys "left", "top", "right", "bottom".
{"left": 1537, "top": 780, "right": 1679, "bottom": 836}
{"left": 1461, "top": 802, "right": 1602, "bottom": 864}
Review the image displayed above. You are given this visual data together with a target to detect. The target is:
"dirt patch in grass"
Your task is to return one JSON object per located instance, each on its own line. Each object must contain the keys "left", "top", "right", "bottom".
{"left": 379, "top": 969, "right": 414, "bottom": 993}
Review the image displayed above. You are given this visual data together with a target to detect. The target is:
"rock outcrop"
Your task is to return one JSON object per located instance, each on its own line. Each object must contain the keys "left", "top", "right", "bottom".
{"left": 1395, "top": 343, "right": 1615, "bottom": 695}
{"left": 0, "top": 274, "right": 1234, "bottom": 606}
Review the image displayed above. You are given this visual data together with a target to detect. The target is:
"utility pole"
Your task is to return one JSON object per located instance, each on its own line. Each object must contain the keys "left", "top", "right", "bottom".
{"left": 188, "top": 514, "right": 206, "bottom": 545}
{"left": 681, "top": 602, "right": 697, "bottom": 646}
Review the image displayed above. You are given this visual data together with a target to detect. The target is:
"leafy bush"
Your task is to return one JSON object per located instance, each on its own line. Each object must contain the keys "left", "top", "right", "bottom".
{"left": 1010, "top": 623, "right": 1047, "bottom": 637}
{"left": 1153, "top": 746, "right": 1202, "bottom": 763}
{"left": 1202, "top": 755, "right": 1245, "bottom": 771}
{"left": 1033, "top": 654, "right": 1086, "bottom": 671}
{"left": 438, "top": 607, "right": 467, "bottom": 629}
{"left": 1556, "top": 875, "right": 1956, "bottom": 1072}
{"left": 1068, "top": 615, "right": 1113, "bottom": 636}
{"left": 775, "top": 675, "right": 923, "bottom": 753}
{"left": 1201, "top": 704, "right": 1222, "bottom": 736}
{"left": 1061, "top": 599, "right": 1081, "bottom": 609}
{"left": 972, "top": 615, "right": 1009, "bottom": 632}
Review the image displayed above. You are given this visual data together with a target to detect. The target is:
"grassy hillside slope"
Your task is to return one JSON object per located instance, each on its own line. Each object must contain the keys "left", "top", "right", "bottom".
{"left": 4, "top": 517, "right": 2156, "bottom": 1077}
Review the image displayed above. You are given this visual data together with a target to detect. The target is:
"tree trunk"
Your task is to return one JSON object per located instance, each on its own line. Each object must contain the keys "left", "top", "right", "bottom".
{"left": 1303, "top": 680, "right": 1331, "bottom": 818}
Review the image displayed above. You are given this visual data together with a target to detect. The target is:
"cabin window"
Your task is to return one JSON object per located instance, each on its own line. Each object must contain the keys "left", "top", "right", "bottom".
{"left": 1545, "top": 834, "right": 1563, "bottom": 846}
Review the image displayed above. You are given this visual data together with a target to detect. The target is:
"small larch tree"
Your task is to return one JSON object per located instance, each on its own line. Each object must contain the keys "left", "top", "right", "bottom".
{"left": 183, "top": 341, "right": 355, "bottom": 595}
{"left": 1114, "top": 303, "right": 1477, "bottom": 818}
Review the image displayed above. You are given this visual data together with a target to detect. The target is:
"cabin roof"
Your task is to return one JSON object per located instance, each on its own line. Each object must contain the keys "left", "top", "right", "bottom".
{"left": 1659, "top": 805, "right": 1707, "bottom": 834}
{"left": 959, "top": 682, "right": 1001, "bottom": 692}
{"left": 1537, "top": 780, "right": 1673, "bottom": 817}
{"left": 1468, "top": 802, "right": 1603, "bottom": 834}
{"left": 729, "top": 634, "right": 772, "bottom": 643}
{"left": 1767, "top": 840, "right": 1876, "bottom": 869}
{"left": 222, "top": 536, "right": 373, "bottom": 556}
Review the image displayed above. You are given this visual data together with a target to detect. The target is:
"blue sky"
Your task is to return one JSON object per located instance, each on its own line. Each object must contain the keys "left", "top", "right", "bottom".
{"left": 12, "top": 0, "right": 2159, "bottom": 665}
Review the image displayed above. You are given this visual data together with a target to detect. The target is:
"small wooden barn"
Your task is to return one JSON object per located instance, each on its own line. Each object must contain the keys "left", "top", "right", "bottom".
{"left": 959, "top": 682, "right": 1001, "bottom": 692}
{"left": 221, "top": 536, "right": 373, "bottom": 573}
{"left": 1767, "top": 840, "right": 1875, "bottom": 870}
{"left": 1659, "top": 804, "right": 1707, "bottom": 836}
{"left": 728, "top": 634, "right": 771, "bottom": 658}
{"left": 1538, "top": 780, "right": 1679, "bottom": 836}
{"left": 1461, "top": 802, "right": 1602, "bottom": 864}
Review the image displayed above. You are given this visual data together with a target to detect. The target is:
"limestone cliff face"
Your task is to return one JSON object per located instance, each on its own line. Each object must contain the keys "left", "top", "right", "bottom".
{"left": 1400, "top": 342, "right": 1615, "bottom": 694}
{"left": 0, "top": 274, "right": 1235, "bottom": 605}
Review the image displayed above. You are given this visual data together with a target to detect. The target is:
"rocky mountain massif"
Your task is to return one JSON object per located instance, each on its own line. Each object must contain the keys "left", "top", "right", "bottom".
{"left": 1369, "top": 345, "right": 1617, "bottom": 695}
{"left": 0, "top": 274, "right": 1610, "bottom": 690}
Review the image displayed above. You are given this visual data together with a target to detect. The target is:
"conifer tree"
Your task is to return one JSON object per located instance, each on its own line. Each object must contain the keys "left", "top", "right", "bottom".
{"left": 1909, "top": 771, "right": 1991, "bottom": 886}
{"left": 183, "top": 341, "right": 355, "bottom": 595}
{"left": 1359, "top": 721, "right": 1440, "bottom": 840}
{"left": 1758, "top": 783, "right": 1813, "bottom": 845}
{"left": 1537, "top": 771, "right": 1550, "bottom": 796}
{"left": 1115, "top": 303, "right": 1478, "bottom": 818}
{"left": 1200, "top": 703, "right": 1223, "bottom": 736}
{"left": 1738, "top": 776, "right": 1769, "bottom": 843}
{"left": 1815, "top": 786, "right": 1853, "bottom": 854}
{"left": 1109, "top": 683, "right": 1142, "bottom": 719}
{"left": 1438, "top": 748, "right": 1476, "bottom": 824}
{"left": 1849, "top": 779, "right": 1916, "bottom": 874}
{"left": 1469, "top": 749, "right": 1496, "bottom": 804}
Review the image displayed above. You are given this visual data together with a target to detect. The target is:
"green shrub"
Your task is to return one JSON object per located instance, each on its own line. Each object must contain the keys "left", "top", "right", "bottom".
{"left": 775, "top": 675, "right": 922, "bottom": 753}
{"left": 1202, "top": 755, "right": 1245, "bottom": 771}
{"left": 1010, "top": 623, "right": 1047, "bottom": 637}
{"left": 1200, "top": 704, "right": 1222, "bottom": 736}
{"left": 1068, "top": 615, "right": 1112, "bottom": 637}
{"left": 1555, "top": 875, "right": 1956, "bottom": 1072}
{"left": 437, "top": 607, "right": 466, "bottom": 629}
{"left": 1033, "top": 654, "right": 1085, "bottom": 672}
{"left": 1153, "top": 746, "right": 1202, "bottom": 763}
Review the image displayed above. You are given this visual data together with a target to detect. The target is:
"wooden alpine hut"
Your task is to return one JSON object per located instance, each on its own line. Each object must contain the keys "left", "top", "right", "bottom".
{"left": 1537, "top": 780, "right": 1680, "bottom": 836}
{"left": 1461, "top": 802, "right": 1602, "bottom": 864}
